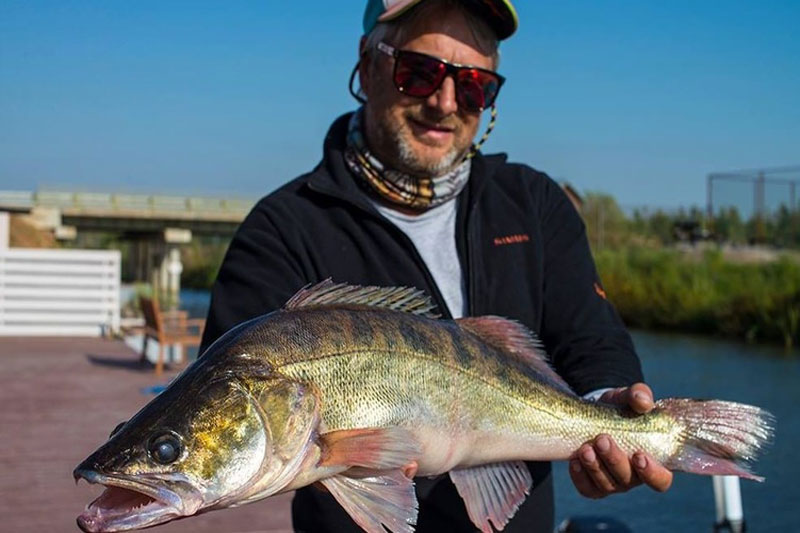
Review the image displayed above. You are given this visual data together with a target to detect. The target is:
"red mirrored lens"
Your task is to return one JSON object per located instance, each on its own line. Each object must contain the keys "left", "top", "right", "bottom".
{"left": 456, "top": 69, "right": 499, "bottom": 111}
{"left": 392, "top": 50, "right": 502, "bottom": 112}
{"left": 394, "top": 54, "right": 446, "bottom": 97}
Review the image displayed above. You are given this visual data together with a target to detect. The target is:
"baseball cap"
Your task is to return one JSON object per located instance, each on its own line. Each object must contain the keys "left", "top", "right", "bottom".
{"left": 363, "top": 0, "right": 518, "bottom": 40}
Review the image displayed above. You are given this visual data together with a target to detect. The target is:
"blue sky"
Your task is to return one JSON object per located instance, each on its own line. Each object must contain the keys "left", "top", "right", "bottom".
{"left": 1, "top": 1, "right": 798, "bottom": 209}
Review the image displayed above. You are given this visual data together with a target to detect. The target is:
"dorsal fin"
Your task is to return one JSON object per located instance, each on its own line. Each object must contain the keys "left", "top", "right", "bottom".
{"left": 456, "top": 316, "right": 575, "bottom": 396}
{"left": 284, "top": 279, "right": 439, "bottom": 318}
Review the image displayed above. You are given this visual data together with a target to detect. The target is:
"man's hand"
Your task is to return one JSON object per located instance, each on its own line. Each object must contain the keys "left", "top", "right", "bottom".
{"left": 569, "top": 383, "right": 673, "bottom": 499}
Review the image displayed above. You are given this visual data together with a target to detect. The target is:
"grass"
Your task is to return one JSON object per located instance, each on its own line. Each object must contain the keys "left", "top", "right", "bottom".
{"left": 595, "top": 248, "right": 800, "bottom": 348}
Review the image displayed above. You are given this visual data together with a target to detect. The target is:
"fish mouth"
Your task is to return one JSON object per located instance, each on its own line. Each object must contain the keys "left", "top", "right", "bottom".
{"left": 74, "top": 469, "right": 199, "bottom": 532}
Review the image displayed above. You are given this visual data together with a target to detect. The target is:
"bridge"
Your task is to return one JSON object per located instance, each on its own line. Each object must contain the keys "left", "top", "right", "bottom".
{"left": 0, "top": 189, "right": 254, "bottom": 234}
{"left": 0, "top": 190, "right": 256, "bottom": 304}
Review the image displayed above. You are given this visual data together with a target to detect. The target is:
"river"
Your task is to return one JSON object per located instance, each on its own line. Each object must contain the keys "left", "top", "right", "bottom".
{"left": 180, "top": 289, "right": 796, "bottom": 531}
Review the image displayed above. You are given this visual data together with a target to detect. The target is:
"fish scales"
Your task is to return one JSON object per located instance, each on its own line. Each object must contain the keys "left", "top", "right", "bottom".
{"left": 225, "top": 306, "right": 679, "bottom": 466}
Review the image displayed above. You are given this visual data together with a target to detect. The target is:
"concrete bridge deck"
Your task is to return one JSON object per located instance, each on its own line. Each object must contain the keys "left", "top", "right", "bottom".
{"left": 0, "top": 337, "right": 292, "bottom": 532}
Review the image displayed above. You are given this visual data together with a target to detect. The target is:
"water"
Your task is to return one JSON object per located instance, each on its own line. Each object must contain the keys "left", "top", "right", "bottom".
{"left": 179, "top": 288, "right": 213, "bottom": 320}
{"left": 553, "top": 330, "right": 797, "bottom": 532}
{"left": 178, "top": 289, "right": 797, "bottom": 532}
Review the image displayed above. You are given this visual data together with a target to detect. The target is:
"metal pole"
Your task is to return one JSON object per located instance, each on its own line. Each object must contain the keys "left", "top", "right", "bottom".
{"left": 167, "top": 247, "right": 182, "bottom": 310}
{"left": 713, "top": 475, "right": 745, "bottom": 533}
{"left": 756, "top": 172, "right": 765, "bottom": 217}
{"left": 707, "top": 174, "right": 714, "bottom": 219}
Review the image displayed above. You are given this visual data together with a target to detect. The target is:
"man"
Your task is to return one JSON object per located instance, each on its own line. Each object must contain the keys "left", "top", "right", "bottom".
{"left": 201, "top": 1, "right": 672, "bottom": 531}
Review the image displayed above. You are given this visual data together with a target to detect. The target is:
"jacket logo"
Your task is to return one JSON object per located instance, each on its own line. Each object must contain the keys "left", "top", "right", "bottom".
{"left": 493, "top": 234, "right": 530, "bottom": 246}
{"left": 594, "top": 282, "right": 608, "bottom": 300}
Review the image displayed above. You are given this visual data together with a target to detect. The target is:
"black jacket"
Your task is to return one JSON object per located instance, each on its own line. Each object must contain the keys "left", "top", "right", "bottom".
{"left": 201, "top": 113, "right": 643, "bottom": 533}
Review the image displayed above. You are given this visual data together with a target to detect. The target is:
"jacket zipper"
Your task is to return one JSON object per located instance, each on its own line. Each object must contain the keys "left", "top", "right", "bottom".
{"left": 461, "top": 199, "right": 478, "bottom": 318}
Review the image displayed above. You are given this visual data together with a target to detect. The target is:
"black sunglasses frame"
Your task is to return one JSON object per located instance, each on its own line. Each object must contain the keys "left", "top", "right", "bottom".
{"left": 376, "top": 41, "right": 505, "bottom": 112}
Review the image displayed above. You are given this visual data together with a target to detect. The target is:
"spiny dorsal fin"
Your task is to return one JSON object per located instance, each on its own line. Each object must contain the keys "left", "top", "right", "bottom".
{"left": 284, "top": 279, "right": 438, "bottom": 318}
{"left": 456, "top": 316, "right": 575, "bottom": 396}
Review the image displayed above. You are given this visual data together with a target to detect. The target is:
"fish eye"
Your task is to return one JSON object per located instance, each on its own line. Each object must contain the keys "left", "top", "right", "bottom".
{"left": 109, "top": 421, "right": 127, "bottom": 439}
{"left": 147, "top": 432, "right": 182, "bottom": 464}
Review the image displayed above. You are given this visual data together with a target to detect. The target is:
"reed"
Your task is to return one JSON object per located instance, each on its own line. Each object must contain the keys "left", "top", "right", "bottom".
{"left": 595, "top": 247, "right": 800, "bottom": 348}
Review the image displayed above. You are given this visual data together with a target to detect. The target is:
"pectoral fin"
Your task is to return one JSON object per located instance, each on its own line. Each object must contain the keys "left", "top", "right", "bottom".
{"left": 319, "top": 427, "right": 421, "bottom": 470}
{"left": 320, "top": 470, "right": 418, "bottom": 533}
{"left": 449, "top": 461, "right": 532, "bottom": 533}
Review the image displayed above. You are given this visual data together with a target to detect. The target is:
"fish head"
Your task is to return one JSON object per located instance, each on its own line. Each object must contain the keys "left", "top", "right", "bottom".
{"left": 74, "top": 354, "right": 320, "bottom": 532}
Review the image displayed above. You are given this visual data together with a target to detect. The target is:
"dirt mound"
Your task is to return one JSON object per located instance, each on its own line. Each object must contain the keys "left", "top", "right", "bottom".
{"left": 9, "top": 215, "right": 56, "bottom": 248}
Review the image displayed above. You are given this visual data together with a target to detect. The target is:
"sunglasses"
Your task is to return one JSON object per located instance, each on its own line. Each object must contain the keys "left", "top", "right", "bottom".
{"left": 376, "top": 41, "right": 505, "bottom": 113}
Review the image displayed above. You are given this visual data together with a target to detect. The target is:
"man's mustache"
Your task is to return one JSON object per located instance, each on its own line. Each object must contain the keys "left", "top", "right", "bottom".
{"left": 406, "top": 109, "right": 460, "bottom": 131}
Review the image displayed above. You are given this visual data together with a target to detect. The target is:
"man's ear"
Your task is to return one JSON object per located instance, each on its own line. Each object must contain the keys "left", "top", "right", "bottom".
{"left": 358, "top": 35, "right": 370, "bottom": 97}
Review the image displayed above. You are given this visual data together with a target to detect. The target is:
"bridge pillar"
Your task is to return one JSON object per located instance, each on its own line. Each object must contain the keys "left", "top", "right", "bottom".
{"left": 29, "top": 206, "right": 62, "bottom": 230}
{"left": 26, "top": 207, "right": 75, "bottom": 241}
{"left": 145, "top": 228, "right": 191, "bottom": 310}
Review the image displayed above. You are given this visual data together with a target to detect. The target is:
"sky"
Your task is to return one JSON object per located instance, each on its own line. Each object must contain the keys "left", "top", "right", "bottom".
{"left": 1, "top": 1, "right": 798, "bottom": 210}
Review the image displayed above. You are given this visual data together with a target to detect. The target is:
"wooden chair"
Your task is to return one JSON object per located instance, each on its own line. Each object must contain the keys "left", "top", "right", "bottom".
{"left": 139, "top": 296, "right": 205, "bottom": 376}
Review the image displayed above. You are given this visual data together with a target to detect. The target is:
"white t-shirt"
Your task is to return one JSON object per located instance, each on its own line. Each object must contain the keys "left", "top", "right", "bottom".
{"left": 372, "top": 199, "right": 466, "bottom": 318}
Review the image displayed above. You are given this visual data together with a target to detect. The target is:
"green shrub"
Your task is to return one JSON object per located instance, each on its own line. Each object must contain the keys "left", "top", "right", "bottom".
{"left": 595, "top": 248, "right": 800, "bottom": 348}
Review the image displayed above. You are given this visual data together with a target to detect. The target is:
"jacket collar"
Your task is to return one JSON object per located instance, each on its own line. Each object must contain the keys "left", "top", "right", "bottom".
{"left": 307, "top": 111, "right": 508, "bottom": 212}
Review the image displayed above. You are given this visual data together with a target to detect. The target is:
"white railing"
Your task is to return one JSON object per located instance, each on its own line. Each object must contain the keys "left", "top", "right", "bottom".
{"left": 0, "top": 248, "right": 120, "bottom": 336}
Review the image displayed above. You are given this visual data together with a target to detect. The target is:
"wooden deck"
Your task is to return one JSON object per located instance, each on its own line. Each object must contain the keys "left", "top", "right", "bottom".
{"left": 0, "top": 337, "right": 292, "bottom": 532}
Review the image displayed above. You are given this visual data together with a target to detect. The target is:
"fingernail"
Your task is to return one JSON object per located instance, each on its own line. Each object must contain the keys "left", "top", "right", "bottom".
{"left": 581, "top": 448, "right": 596, "bottom": 463}
{"left": 571, "top": 460, "right": 582, "bottom": 473}
{"left": 634, "top": 454, "right": 647, "bottom": 469}
{"left": 596, "top": 436, "right": 610, "bottom": 454}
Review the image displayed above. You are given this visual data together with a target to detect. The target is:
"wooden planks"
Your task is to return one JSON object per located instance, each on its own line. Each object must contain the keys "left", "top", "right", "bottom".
{"left": 0, "top": 336, "right": 293, "bottom": 532}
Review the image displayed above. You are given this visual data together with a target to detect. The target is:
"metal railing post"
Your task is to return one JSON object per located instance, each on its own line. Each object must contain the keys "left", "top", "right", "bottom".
{"left": 713, "top": 475, "right": 745, "bottom": 533}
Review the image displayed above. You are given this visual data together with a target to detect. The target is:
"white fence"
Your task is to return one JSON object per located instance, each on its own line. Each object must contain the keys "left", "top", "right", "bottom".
{"left": 0, "top": 248, "right": 120, "bottom": 336}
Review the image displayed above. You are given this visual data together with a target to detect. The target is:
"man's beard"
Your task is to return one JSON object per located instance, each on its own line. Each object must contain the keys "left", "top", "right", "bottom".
{"left": 371, "top": 110, "right": 468, "bottom": 177}
{"left": 394, "top": 129, "right": 462, "bottom": 177}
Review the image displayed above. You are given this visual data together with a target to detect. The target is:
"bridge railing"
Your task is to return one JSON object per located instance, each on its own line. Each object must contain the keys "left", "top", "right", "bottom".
{"left": 0, "top": 248, "right": 120, "bottom": 336}
{"left": 0, "top": 190, "right": 34, "bottom": 210}
{"left": 0, "top": 190, "right": 253, "bottom": 218}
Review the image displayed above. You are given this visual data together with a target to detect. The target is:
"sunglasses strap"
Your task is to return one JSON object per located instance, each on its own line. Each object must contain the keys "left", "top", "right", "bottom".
{"left": 467, "top": 103, "right": 498, "bottom": 159}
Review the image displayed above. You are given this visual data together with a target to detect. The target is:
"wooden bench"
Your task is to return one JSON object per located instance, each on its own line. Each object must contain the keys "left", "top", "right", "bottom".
{"left": 139, "top": 296, "right": 205, "bottom": 375}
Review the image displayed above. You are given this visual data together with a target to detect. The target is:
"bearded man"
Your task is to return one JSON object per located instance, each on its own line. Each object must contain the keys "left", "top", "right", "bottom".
{"left": 201, "top": 1, "right": 673, "bottom": 531}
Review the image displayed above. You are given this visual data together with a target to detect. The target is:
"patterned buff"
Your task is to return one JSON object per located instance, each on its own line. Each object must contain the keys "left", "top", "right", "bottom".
{"left": 344, "top": 109, "right": 471, "bottom": 210}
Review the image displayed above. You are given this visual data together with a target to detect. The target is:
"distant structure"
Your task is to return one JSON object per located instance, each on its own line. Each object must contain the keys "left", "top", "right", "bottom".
{"left": 0, "top": 189, "right": 254, "bottom": 306}
{"left": 707, "top": 165, "right": 800, "bottom": 219}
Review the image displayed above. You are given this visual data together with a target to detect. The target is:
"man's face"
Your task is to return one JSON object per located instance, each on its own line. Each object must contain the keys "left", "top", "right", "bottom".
{"left": 360, "top": 10, "right": 496, "bottom": 177}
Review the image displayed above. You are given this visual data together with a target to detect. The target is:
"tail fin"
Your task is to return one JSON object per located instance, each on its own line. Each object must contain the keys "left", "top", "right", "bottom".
{"left": 657, "top": 399, "right": 775, "bottom": 481}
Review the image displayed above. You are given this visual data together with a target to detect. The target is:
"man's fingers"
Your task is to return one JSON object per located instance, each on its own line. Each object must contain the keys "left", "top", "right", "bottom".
{"left": 569, "top": 458, "right": 603, "bottom": 499}
{"left": 599, "top": 383, "right": 655, "bottom": 414}
{"left": 402, "top": 461, "right": 418, "bottom": 479}
{"left": 576, "top": 443, "right": 618, "bottom": 494}
{"left": 595, "top": 435, "right": 638, "bottom": 488}
{"left": 628, "top": 383, "right": 655, "bottom": 414}
{"left": 632, "top": 452, "right": 673, "bottom": 492}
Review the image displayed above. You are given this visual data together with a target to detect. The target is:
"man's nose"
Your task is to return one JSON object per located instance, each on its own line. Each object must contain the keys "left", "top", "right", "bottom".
{"left": 426, "top": 76, "right": 458, "bottom": 115}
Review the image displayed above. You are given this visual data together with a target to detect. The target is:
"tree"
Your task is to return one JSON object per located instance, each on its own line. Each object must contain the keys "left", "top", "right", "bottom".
{"left": 582, "top": 193, "right": 630, "bottom": 250}
{"left": 712, "top": 207, "right": 746, "bottom": 244}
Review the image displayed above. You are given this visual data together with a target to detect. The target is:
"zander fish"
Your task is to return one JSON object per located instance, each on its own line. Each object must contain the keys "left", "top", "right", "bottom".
{"left": 74, "top": 281, "right": 774, "bottom": 533}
